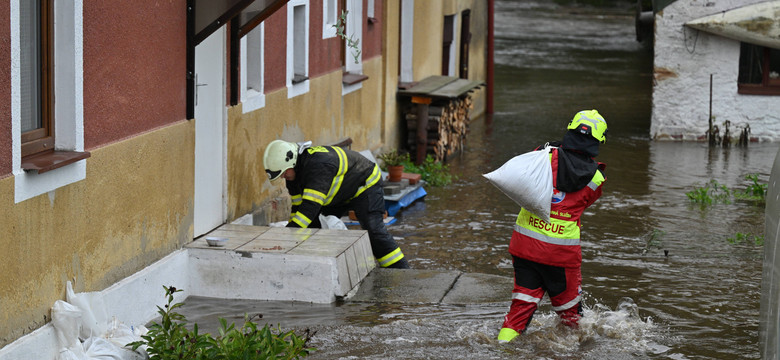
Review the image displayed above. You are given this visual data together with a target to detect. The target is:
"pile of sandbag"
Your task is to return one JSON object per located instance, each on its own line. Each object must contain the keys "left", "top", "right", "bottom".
{"left": 51, "top": 282, "right": 148, "bottom": 360}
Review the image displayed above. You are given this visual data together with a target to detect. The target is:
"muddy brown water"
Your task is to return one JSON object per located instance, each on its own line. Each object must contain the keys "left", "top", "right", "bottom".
{"left": 179, "top": 2, "right": 778, "bottom": 358}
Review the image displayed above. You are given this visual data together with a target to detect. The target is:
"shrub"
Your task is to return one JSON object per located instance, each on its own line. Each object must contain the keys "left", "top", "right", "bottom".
{"left": 401, "top": 154, "right": 455, "bottom": 187}
{"left": 128, "top": 286, "right": 314, "bottom": 360}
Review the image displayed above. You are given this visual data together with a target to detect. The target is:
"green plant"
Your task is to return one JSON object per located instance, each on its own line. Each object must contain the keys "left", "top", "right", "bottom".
{"left": 377, "top": 149, "right": 409, "bottom": 168}
{"left": 733, "top": 173, "right": 767, "bottom": 202}
{"left": 128, "top": 286, "right": 211, "bottom": 359}
{"left": 686, "top": 179, "right": 732, "bottom": 205}
{"left": 641, "top": 229, "right": 665, "bottom": 255}
{"left": 128, "top": 286, "right": 314, "bottom": 360}
{"left": 401, "top": 155, "right": 455, "bottom": 187}
{"left": 207, "top": 316, "right": 314, "bottom": 359}
{"left": 333, "top": 10, "right": 361, "bottom": 64}
{"left": 727, "top": 232, "right": 764, "bottom": 247}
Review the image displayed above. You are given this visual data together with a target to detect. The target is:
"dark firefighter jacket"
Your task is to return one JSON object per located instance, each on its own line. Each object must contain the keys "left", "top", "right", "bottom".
{"left": 286, "top": 146, "right": 381, "bottom": 228}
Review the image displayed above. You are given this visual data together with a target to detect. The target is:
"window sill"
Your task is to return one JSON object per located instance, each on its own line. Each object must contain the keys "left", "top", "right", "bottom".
{"left": 292, "top": 74, "right": 309, "bottom": 85}
{"left": 342, "top": 72, "right": 368, "bottom": 86}
{"left": 21, "top": 150, "right": 91, "bottom": 174}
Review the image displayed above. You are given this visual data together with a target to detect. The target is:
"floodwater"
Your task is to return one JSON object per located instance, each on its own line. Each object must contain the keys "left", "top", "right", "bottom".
{"left": 180, "top": 1, "right": 779, "bottom": 359}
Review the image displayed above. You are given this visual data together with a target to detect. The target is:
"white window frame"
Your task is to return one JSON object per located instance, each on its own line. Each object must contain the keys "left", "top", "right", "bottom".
{"left": 342, "top": 0, "right": 363, "bottom": 95}
{"left": 241, "top": 23, "right": 265, "bottom": 113}
{"left": 287, "top": 0, "right": 309, "bottom": 98}
{"left": 367, "top": 0, "right": 375, "bottom": 18}
{"left": 11, "top": 0, "right": 86, "bottom": 203}
{"left": 447, "top": 13, "right": 458, "bottom": 77}
{"left": 400, "top": 0, "right": 414, "bottom": 83}
{"left": 322, "top": 0, "right": 337, "bottom": 39}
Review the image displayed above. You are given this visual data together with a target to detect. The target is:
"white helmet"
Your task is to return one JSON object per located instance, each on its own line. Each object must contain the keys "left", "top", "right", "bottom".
{"left": 263, "top": 140, "right": 298, "bottom": 181}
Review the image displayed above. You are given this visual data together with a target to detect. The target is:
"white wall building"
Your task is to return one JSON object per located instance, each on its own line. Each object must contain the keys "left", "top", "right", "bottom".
{"left": 651, "top": 0, "right": 780, "bottom": 142}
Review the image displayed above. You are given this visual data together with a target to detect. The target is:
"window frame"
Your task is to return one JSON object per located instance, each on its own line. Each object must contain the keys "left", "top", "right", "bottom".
{"left": 341, "top": 0, "right": 364, "bottom": 95}
{"left": 738, "top": 42, "right": 780, "bottom": 96}
{"left": 20, "top": 0, "right": 54, "bottom": 158}
{"left": 240, "top": 22, "right": 265, "bottom": 113}
{"left": 12, "top": 0, "right": 89, "bottom": 203}
{"left": 286, "top": 0, "right": 309, "bottom": 98}
{"left": 322, "top": 0, "right": 337, "bottom": 39}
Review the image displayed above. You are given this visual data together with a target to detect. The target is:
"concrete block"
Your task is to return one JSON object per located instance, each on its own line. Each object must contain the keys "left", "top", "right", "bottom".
{"left": 383, "top": 184, "right": 401, "bottom": 195}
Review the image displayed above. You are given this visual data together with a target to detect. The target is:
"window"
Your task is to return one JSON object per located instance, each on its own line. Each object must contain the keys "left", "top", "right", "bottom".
{"left": 20, "top": 0, "right": 53, "bottom": 158}
{"left": 287, "top": 0, "right": 309, "bottom": 98}
{"left": 322, "top": 0, "right": 337, "bottom": 38}
{"left": 341, "top": 0, "right": 364, "bottom": 95}
{"left": 738, "top": 42, "right": 780, "bottom": 95}
{"left": 241, "top": 23, "right": 265, "bottom": 113}
{"left": 13, "top": 0, "right": 88, "bottom": 203}
{"left": 442, "top": 15, "right": 455, "bottom": 76}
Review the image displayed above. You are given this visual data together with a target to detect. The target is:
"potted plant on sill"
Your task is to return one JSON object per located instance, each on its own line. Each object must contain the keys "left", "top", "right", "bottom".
{"left": 377, "top": 149, "right": 408, "bottom": 183}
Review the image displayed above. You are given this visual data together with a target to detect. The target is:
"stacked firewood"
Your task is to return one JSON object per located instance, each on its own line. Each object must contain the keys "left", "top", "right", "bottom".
{"left": 405, "top": 96, "right": 473, "bottom": 162}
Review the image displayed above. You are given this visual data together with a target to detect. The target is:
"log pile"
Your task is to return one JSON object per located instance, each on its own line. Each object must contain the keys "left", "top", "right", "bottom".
{"left": 405, "top": 96, "right": 473, "bottom": 162}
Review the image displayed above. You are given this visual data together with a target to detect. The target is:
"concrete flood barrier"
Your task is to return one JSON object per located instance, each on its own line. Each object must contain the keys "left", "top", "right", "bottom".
{"left": 761, "top": 146, "right": 780, "bottom": 359}
{"left": 0, "top": 225, "right": 375, "bottom": 359}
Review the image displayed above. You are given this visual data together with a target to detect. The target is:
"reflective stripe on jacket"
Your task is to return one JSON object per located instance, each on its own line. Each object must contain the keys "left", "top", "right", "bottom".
{"left": 508, "top": 147, "right": 605, "bottom": 268}
{"left": 287, "top": 146, "right": 381, "bottom": 228}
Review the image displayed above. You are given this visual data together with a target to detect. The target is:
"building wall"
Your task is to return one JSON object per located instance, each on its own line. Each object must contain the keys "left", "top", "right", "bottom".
{"left": 0, "top": 0, "right": 191, "bottom": 347}
{"left": 0, "top": 121, "right": 194, "bottom": 347}
{"left": 652, "top": 0, "right": 779, "bottom": 141}
{"left": 83, "top": 0, "right": 186, "bottom": 148}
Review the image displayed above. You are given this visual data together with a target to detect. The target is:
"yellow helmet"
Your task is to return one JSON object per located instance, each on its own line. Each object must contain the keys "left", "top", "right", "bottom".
{"left": 263, "top": 140, "right": 298, "bottom": 181}
{"left": 568, "top": 109, "right": 608, "bottom": 143}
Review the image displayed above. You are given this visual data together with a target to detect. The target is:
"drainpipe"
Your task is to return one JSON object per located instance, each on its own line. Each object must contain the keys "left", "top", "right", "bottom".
{"left": 487, "top": 0, "right": 494, "bottom": 116}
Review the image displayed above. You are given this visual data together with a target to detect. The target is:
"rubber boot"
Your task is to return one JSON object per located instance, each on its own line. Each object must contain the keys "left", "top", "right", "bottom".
{"left": 497, "top": 328, "right": 519, "bottom": 343}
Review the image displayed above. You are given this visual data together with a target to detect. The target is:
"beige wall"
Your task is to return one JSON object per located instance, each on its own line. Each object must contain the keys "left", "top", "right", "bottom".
{"left": 0, "top": 121, "right": 194, "bottom": 347}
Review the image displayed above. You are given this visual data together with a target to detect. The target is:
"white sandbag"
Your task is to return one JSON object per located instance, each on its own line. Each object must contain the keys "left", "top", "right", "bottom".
{"left": 66, "top": 281, "right": 110, "bottom": 340}
{"left": 319, "top": 214, "right": 348, "bottom": 230}
{"left": 52, "top": 300, "right": 83, "bottom": 351}
{"left": 483, "top": 147, "right": 553, "bottom": 223}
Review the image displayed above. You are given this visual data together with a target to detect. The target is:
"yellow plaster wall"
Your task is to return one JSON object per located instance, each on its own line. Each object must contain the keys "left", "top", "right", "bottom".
{"left": 0, "top": 121, "right": 194, "bottom": 347}
{"left": 381, "top": 0, "right": 402, "bottom": 150}
{"left": 226, "top": 57, "right": 387, "bottom": 222}
{"left": 409, "top": 0, "right": 487, "bottom": 119}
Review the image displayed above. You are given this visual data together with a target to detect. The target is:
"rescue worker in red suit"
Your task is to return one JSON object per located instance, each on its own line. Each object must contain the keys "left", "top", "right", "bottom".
{"left": 263, "top": 140, "right": 410, "bottom": 269}
{"left": 498, "top": 110, "right": 608, "bottom": 343}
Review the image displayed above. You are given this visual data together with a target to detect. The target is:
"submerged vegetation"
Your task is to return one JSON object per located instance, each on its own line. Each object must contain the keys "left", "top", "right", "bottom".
{"left": 685, "top": 173, "right": 767, "bottom": 206}
{"left": 129, "top": 286, "right": 314, "bottom": 359}
{"left": 684, "top": 174, "right": 767, "bottom": 248}
{"left": 727, "top": 232, "right": 764, "bottom": 247}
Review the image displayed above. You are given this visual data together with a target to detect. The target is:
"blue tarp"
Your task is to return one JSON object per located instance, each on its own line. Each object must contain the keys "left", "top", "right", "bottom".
{"left": 385, "top": 185, "right": 427, "bottom": 216}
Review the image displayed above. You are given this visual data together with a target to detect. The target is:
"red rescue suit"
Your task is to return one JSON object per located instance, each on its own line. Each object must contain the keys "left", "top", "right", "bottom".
{"left": 502, "top": 147, "right": 605, "bottom": 333}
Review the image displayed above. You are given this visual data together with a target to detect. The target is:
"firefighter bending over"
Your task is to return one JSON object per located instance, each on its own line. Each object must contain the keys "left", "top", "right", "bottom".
{"left": 264, "top": 140, "right": 410, "bottom": 269}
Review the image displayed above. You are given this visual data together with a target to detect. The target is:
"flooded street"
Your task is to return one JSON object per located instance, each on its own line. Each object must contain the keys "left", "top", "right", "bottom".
{"left": 181, "top": 1, "right": 779, "bottom": 358}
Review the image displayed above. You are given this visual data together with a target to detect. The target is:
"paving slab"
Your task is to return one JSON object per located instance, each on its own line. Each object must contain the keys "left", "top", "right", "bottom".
{"left": 347, "top": 269, "right": 513, "bottom": 305}
{"left": 440, "top": 272, "right": 512, "bottom": 304}
{"left": 347, "top": 269, "right": 461, "bottom": 303}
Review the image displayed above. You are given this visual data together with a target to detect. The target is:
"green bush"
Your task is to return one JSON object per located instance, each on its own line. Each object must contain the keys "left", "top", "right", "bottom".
{"left": 128, "top": 286, "right": 314, "bottom": 360}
